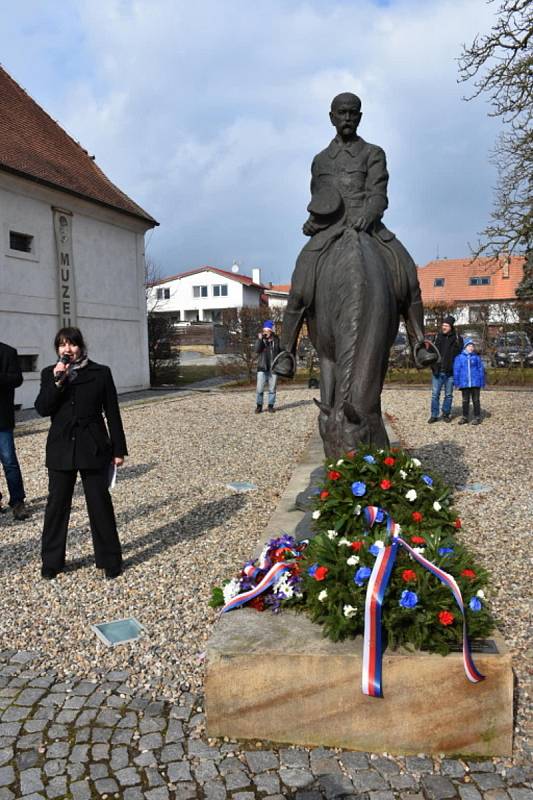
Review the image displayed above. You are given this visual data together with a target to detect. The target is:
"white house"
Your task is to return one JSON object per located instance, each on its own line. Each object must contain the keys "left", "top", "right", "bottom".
{"left": 148, "top": 265, "right": 264, "bottom": 323}
{"left": 0, "top": 66, "right": 157, "bottom": 409}
{"left": 263, "top": 283, "right": 290, "bottom": 308}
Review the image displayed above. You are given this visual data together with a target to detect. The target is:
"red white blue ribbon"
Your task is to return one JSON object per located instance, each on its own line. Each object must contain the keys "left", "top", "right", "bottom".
{"left": 220, "top": 562, "right": 290, "bottom": 613}
{"left": 362, "top": 506, "right": 485, "bottom": 697}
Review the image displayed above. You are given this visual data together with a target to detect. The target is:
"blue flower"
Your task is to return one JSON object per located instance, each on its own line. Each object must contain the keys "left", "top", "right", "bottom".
{"left": 399, "top": 590, "right": 418, "bottom": 608}
{"left": 375, "top": 509, "right": 385, "bottom": 523}
{"left": 354, "top": 566, "right": 372, "bottom": 586}
{"left": 351, "top": 481, "right": 367, "bottom": 497}
{"left": 439, "top": 547, "right": 454, "bottom": 556}
{"left": 363, "top": 455, "right": 375, "bottom": 464}
{"left": 307, "top": 563, "right": 318, "bottom": 577}
{"left": 422, "top": 475, "right": 433, "bottom": 486}
{"left": 369, "top": 543, "right": 383, "bottom": 556}
{"left": 469, "top": 597, "right": 482, "bottom": 612}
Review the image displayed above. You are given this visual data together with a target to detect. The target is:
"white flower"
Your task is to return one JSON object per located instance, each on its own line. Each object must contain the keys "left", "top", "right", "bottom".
{"left": 338, "top": 538, "right": 351, "bottom": 547}
{"left": 327, "top": 529, "right": 338, "bottom": 539}
{"left": 413, "top": 547, "right": 425, "bottom": 555}
{"left": 347, "top": 555, "right": 360, "bottom": 566}
{"left": 343, "top": 604, "right": 358, "bottom": 618}
{"left": 273, "top": 573, "right": 295, "bottom": 599}
{"left": 336, "top": 459, "right": 344, "bottom": 466}
{"left": 312, "top": 510, "right": 321, "bottom": 520}
{"left": 399, "top": 469, "right": 407, "bottom": 479}
{"left": 476, "top": 590, "right": 485, "bottom": 599}
{"left": 410, "top": 458, "right": 421, "bottom": 467}
{"left": 222, "top": 578, "right": 241, "bottom": 604}
{"left": 354, "top": 504, "right": 362, "bottom": 516}
{"left": 433, "top": 501, "right": 442, "bottom": 512}
{"left": 405, "top": 489, "right": 418, "bottom": 502}
{"left": 374, "top": 540, "right": 384, "bottom": 550}
{"left": 377, "top": 449, "right": 384, "bottom": 454}
{"left": 318, "top": 589, "right": 328, "bottom": 602}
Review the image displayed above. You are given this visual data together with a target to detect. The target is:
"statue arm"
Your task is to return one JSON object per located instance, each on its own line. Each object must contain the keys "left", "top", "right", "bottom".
{"left": 363, "top": 146, "right": 389, "bottom": 225}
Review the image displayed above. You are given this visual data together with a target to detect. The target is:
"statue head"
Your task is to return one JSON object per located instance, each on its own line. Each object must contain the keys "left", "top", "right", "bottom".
{"left": 329, "top": 93, "right": 362, "bottom": 141}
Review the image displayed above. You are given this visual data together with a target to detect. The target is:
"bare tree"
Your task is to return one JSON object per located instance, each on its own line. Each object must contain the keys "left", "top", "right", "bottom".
{"left": 144, "top": 259, "right": 180, "bottom": 386}
{"left": 458, "top": 0, "right": 532, "bottom": 285}
{"left": 219, "top": 306, "right": 282, "bottom": 383}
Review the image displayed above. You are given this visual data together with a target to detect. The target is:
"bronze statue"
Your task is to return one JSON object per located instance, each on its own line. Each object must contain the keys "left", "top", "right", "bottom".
{"left": 274, "top": 93, "right": 437, "bottom": 457}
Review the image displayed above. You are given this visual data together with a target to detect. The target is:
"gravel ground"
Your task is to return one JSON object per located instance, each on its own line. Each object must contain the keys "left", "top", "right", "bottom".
{"left": 1, "top": 384, "right": 531, "bottom": 764}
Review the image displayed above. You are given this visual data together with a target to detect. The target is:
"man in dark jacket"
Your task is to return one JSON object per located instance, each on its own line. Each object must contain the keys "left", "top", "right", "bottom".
{"left": 0, "top": 341, "right": 28, "bottom": 519}
{"left": 254, "top": 321, "right": 280, "bottom": 414}
{"left": 428, "top": 316, "right": 463, "bottom": 423}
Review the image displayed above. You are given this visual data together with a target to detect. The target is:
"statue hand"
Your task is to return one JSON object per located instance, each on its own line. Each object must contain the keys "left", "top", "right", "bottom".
{"left": 351, "top": 216, "right": 370, "bottom": 232}
{"left": 303, "top": 219, "right": 320, "bottom": 236}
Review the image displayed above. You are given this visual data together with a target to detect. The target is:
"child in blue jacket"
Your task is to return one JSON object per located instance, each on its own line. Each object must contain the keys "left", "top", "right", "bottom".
{"left": 453, "top": 338, "right": 486, "bottom": 424}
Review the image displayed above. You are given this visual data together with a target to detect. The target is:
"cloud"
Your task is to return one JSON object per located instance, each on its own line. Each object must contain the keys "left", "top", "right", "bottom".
{"left": 1, "top": 0, "right": 501, "bottom": 281}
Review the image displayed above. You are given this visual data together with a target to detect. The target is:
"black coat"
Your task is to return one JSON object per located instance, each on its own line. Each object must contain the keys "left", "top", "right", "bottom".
{"left": 0, "top": 342, "right": 23, "bottom": 430}
{"left": 255, "top": 334, "right": 281, "bottom": 372}
{"left": 35, "top": 361, "right": 128, "bottom": 471}
{"left": 433, "top": 330, "right": 463, "bottom": 376}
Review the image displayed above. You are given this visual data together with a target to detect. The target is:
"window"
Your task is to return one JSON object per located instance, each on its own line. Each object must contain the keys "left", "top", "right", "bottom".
{"left": 433, "top": 278, "right": 445, "bottom": 287}
{"left": 9, "top": 230, "right": 33, "bottom": 253}
{"left": 18, "top": 354, "right": 38, "bottom": 373}
{"left": 213, "top": 284, "right": 228, "bottom": 297}
{"left": 156, "top": 287, "right": 170, "bottom": 300}
{"left": 193, "top": 285, "right": 208, "bottom": 298}
{"left": 469, "top": 277, "right": 491, "bottom": 286}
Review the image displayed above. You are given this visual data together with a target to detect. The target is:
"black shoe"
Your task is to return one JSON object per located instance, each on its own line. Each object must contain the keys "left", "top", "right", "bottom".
{"left": 427, "top": 416, "right": 439, "bottom": 424}
{"left": 255, "top": 405, "right": 262, "bottom": 414}
{"left": 471, "top": 417, "right": 481, "bottom": 425}
{"left": 12, "top": 502, "right": 29, "bottom": 521}
{"left": 268, "top": 406, "right": 275, "bottom": 413}
{"left": 458, "top": 417, "right": 469, "bottom": 425}
{"left": 105, "top": 566, "right": 122, "bottom": 580}
{"left": 442, "top": 414, "right": 452, "bottom": 423}
{"left": 41, "top": 566, "right": 58, "bottom": 580}
{"left": 272, "top": 351, "right": 295, "bottom": 378}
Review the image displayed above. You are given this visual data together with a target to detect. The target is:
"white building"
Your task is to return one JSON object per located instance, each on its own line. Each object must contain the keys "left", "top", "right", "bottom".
{"left": 148, "top": 265, "right": 264, "bottom": 323}
{"left": 264, "top": 283, "right": 290, "bottom": 308}
{"left": 0, "top": 66, "right": 157, "bottom": 409}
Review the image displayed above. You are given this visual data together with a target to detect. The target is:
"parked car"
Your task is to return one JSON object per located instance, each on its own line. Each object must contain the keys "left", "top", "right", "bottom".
{"left": 491, "top": 331, "right": 533, "bottom": 368}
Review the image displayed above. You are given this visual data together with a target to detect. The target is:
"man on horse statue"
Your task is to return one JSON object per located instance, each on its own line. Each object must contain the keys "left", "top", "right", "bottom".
{"left": 273, "top": 92, "right": 437, "bottom": 380}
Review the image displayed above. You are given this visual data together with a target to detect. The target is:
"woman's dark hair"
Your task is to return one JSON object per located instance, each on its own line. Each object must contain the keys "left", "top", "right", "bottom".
{"left": 54, "top": 327, "right": 87, "bottom": 353}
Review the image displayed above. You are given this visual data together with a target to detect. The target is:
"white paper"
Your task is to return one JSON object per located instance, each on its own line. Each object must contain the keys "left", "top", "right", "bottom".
{"left": 108, "top": 462, "right": 117, "bottom": 490}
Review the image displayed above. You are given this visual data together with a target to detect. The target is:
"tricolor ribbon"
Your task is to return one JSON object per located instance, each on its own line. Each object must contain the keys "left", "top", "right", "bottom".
{"left": 362, "top": 506, "right": 485, "bottom": 698}
{"left": 221, "top": 561, "right": 290, "bottom": 613}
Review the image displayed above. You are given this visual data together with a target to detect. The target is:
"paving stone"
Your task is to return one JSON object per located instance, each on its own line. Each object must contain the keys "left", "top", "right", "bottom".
{"left": 1, "top": 705, "right": 30, "bottom": 722}
{"left": 457, "top": 786, "right": 482, "bottom": 800}
{"left": 111, "top": 728, "right": 134, "bottom": 745}
{"left": 203, "top": 779, "right": 227, "bottom": 800}
{"left": 508, "top": 791, "right": 533, "bottom": 800}
{"left": 441, "top": 761, "right": 466, "bottom": 778}
{"left": 166, "top": 719, "right": 184, "bottom": 742}
{"left": 123, "top": 789, "right": 144, "bottom": 800}
{"left": 72, "top": 681, "right": 97, "bottom": 696}
{"left": 138, "top": 732, "right": 163, "bottom": 750}
{"left": 318, "top": 773, "right": 356, "bottom": 798}
{"left": 45, "top": 775, "right": 67, "bottom": 798}
{"left": 145, "top": 767, "right": 166, "bottom": 787}
{"left": 54, "top": 709, "right": 78, "bottom": 724}
{"left": 0, "top": 750, "right": 11, "bottom": 768}
{"left": 505, "top": 768, "right": 529, "bottom": 785}
{"left": 351, "top": 770, "right": 390, "bottom": 792}
{"left": 94, "top": 777, "right": 120, "bottom": 795}
{"left": 483, "top": 790, "right": 510, "bottom": 800}
{"left": 255, "top": 773, "right": 281, "bottom": 795}
{"left": 194, "top": 760, "right": 219, "bottom": 782}
{"left": 145, "top": 789, "right": 170, "bottom": 800}
{"left": 46, "top": 741, "right": 69, "bottom": 759}
{"left": 134, "top": 751, "right": 158, "bottom": 767}
{"left": 75, "top": 728, "right": 90, "bottom": 744}
{"left": 405, "top": 757, "right": 434, "bottom": 773}
{"left": 244, "top": 750, "right": 279, "bottom": 773}
{"left": 110, "top": 745, "right": 129, "bottom": 770}
{"left": 91, "top": 743, "right": 109, "bottom": 761}
{"left": 294, "top": 792, "right": 323, "bottom": 800}
{"left": 340, "top": 751, "right": 370, "bottom": 772}
{"left": 167, "top": 761, "right": 193, "bottom": 782}
{"left": 187, "top": 739, "right": 221, "bottom": 760}
{"left": 19, "top": 768, "right": 44, "bottom": 794}
{"left": 39, "top": 693, "right": 65, "bottom": 707}
{"left": 160, "top": 743, "right": 184, "bottom": 762}
{"left": 91, "top": 727, "right": 112, "bottom": 743}
{"left": 400, "top": 793, "right": 425, "bottom": 800}
{"left": 115, "top": 766, "right": 141, "bottom": 786}
{"left": 390, "top": 774, "right": 418, "bottom": 790}
{"left": 24, "top": 719, "right": 48, "bottom": 733}
{"left": 0, "top": 787, "right": 14, "bottom": 800}
{"left": 280, "top": 748, "right": 310, "bottom": 768}
{"left": 169, "top": 705, "right": 190, "bottom": 720}
{"left": 280, "top": 768, "right": 315, "bottom": 790}
{"left": 18, "top": 732, "right": 44, "bottom": 749}
{"left": 467, "top": 761, "right": 496, "bottom": 772}
{"left": 373, "top": 757, "right": 400, "bottom": 776}
{"left": 84, "top": 692, "right": 106, "bottom": 708}
{"left": 67, "top": 763, "right": 85, "bottom": 781}
{"left": 46, "top": 725, "right": 68, "bottom": 739}
{"left": 225, "top": 770, "right": 251, "bottom": 790}
{"left": 0, "top": 723, "right": 21, "bottom": 738}
{"left": 232, "top": 794, "right": 255, "bottom": 800}
{"left": 219, "top": 756, "right": 246, "bottom": 776}
{"left": 10, "top": 652, "right": 39, "bottom": 665}
{"left": 173, "top": 784, "right": 198, "bottom": 800}
{"left": 89, "top": 763, "right": 109, "bottom": 780}
{"left": 31, "top": 708, "right": 54, "bottom": 721}
{"left": 14, "top": 689, "right": 46, "bottom": 705}
{"left": 0, "top": 767, "right": 15, "bottom": 787}
{"left": 69, "top": 779, "right": 91, "bottom": 800}
{"left": 117, "top": 712, "right": 137, "bottom": 728}
{"left": 368, "top": 792, "right": 396, "bottom": 800}
{"left": 472, "top": 773, "right": 505, "bottom": 791}
{"left": 421, "top": 775, "right": 457, "bottom": 800}
{"left": 69, "top": 744, "right": 89, "bottom": 763}
{"left": 75, "top": 709, "right": 98, "bottom": 726}
{"left": 95, "top": 708, "right": 120, "bottom": 726}
{"left": 16, "top": 748, "right": 40, "bottom": 769}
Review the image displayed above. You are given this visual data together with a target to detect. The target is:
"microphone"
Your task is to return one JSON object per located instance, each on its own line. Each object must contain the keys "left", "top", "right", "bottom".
{"left": 54, "top": 354, "right": 72, "bottom": 384}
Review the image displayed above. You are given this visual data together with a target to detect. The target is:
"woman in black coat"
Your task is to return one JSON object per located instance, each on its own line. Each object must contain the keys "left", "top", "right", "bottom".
{"left": 35, "top": 327, "right": 127, "bottom": 580}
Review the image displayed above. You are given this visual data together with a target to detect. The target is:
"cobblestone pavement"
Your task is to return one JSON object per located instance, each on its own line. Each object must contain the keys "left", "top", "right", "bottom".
{"left": 1, "top": 650, "right": 532, "bottom": 800}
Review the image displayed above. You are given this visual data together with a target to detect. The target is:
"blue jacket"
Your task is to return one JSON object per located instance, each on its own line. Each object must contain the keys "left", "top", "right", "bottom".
{"left": 453, "top": 348, "right": 485, "bottom": 389}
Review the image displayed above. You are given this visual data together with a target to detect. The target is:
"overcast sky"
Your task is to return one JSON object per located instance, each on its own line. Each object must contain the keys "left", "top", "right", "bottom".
{"left": 1, "top": 0, "right": 501, "bottom": 284}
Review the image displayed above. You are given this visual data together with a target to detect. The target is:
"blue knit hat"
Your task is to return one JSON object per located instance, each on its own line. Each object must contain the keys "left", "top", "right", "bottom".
{"left": 263, "top": 320, "right": 274, "bottom": 330}
{"left": 463, "top": 338, "right": 474, "bottom": 347}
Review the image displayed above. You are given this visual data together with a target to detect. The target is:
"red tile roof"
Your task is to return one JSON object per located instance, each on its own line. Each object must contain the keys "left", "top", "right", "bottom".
{"left": 418, "top": 256, "right": 525, "bottom": 304}
{"left": 149, "top": 266, "right": 263, "bottom": 289}
{"left": 266, "top": 284, "right": 291, "bottom": 293}
{"left": 0, "top": 66, "right": 157, "bottom": 226}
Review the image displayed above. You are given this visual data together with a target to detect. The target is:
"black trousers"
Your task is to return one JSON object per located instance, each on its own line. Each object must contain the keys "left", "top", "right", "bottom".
{"left": 461, "top": 387, "right": 481, "bottom": 419}
{"left": 41, "top": 467, "right": 122, "bottom": 571}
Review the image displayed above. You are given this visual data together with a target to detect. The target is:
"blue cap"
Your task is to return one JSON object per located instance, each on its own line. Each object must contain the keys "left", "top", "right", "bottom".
{"left": 263, "top": 320, "right": 274, "bottom": 330}
{"left": 464, "top": 338, "right": 474, "bottom": 347}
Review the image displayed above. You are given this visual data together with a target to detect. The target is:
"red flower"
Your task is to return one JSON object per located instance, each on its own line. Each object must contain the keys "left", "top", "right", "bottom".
{"left": 411, "top": 535, "right": 426, "bottom": 545}
{"left": 380, "top": 479, "right": 392, "bottom": 490}
{"left": 327, "top": 470, "right": 341, "bottom": 480}
{"left": 454, "top": 518, "right": 462, "bottom": 529}
{"left": 383, "top": 456, "right": 395, "bottom": 466}
{"left": 346, "top": 450, "right": 356, "bottom": 459}
{"left": 402, "top": 569, "right": 417, "bottom": 582}
{"left": 438, "top": 610, "right": 455, "bottom": 626}
{"left": 320, "top": 491, "right": 330, "bottom": 500}
{"left": 412, "top": 511, "right": 423, "bottom": 523}
{"left": 461, "top": 569, "right": 476, "bottom": 580}
{"left": 248, "top": 596, "right": 265, "bottom": 611}
{"left": 314, "top": 566, "right": 329, "bottom": 581}
{"left": 272, "top": 547, "right": 291, "bottom": 561}
{"left": 350, "top": 541, "right": 363, "bottom": 551}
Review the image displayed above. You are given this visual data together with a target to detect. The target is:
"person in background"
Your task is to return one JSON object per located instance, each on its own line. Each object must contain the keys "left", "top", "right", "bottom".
{"left": 0, "top": 340, "right": 28, "bottom": 520}
{"left": 35, "top": 327, "right": 127, "bottom": 580}
{"left": 254, "top": 320, "right": 280, "bottom": 414}
{"left": 428, "top": 316, "right": 463, "bottom": 423}
{"left": 453, "top": 338, "right": 486, "bottom": 425}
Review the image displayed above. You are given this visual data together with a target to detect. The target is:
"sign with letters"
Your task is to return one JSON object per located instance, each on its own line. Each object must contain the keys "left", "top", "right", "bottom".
{"left": 53, "top": 208, "right": 77, "bottom": 326}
